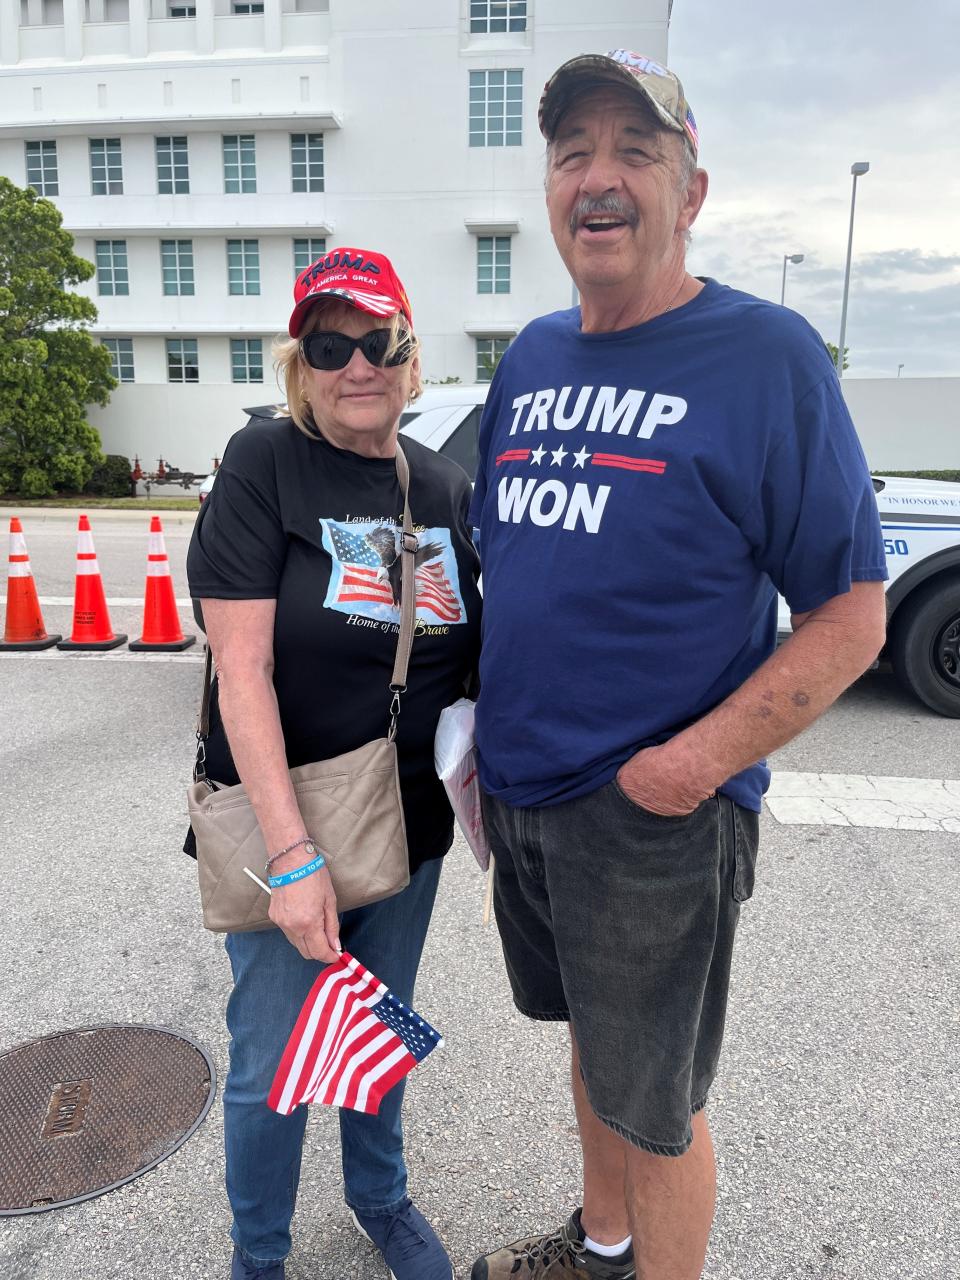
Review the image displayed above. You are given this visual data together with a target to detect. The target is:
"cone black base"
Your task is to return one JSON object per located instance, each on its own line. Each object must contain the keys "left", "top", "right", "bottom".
{"left": 56, "top": 634, "right": 127, "bottom": 651}
{"left": 129, "top": 635, "right": 196, "bottom": 652}
{"left": 0, "top": 634, "right": 62, "bottom": 651}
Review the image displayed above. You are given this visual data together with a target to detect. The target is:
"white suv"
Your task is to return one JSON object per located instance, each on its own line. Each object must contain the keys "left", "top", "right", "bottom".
{"left": 399, "top": 385, "right": 488, "bottom": 478}
{"left": 400, "top": 387, "right": 960, "bottom": 718}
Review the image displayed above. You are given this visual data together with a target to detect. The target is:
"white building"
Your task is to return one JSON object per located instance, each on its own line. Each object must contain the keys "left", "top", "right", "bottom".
{"left": 0, "top": 0, "right": 670, "bottom": 473}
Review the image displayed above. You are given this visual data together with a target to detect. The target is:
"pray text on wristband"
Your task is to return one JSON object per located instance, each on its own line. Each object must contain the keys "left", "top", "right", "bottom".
{"left": 268, "top": 851, "right": 327, "bottom": 889}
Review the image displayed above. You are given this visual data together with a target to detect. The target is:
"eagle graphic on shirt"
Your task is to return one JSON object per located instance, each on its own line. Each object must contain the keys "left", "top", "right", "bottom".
{"left": 364, "top": 526, "right": 445, "bottom": 608}
{"left": 319, "top": 519, "right": 466, "bottom": 625}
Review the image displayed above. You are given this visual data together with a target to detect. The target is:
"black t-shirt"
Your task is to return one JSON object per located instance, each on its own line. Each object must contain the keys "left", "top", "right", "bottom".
{"left": 187, "top": 412, "right": 482, "bottom": 869}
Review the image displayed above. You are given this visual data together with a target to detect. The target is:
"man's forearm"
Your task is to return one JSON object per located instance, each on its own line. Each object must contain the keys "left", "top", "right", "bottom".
{"left": 657, "top": 591, "right": 886, "bottom": 799}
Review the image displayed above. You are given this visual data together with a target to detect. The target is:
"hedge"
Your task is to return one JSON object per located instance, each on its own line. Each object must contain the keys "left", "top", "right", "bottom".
{"left": 873, "top": 470, "right": 960, "bottom": 484}
{"left": 84, "top": 453, "right": 133, "bottom": 497}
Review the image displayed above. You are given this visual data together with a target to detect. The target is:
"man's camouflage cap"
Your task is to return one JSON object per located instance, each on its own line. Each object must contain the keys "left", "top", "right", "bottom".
{"left": 538, "top": 49, "right": 699, "bottom": 157}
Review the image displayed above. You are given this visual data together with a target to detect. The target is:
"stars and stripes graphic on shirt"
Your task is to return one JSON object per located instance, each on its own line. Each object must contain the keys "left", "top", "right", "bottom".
{"left": 494, "top": 446, "right": 667, "bottom": 477}
{"left": 322, "top": 519, "right": 465, "bottom": 624}
{"left": 413, "top": 560, "right": 461, "bottom": 623}
{"left": 591, "top": 452, "right": 667, "bottom": 475}
{"left": 327, "top": 523, "right": 394, "bottom": 609}
{"left": 267, "top": 951, "right": 443, "bottom": 1116}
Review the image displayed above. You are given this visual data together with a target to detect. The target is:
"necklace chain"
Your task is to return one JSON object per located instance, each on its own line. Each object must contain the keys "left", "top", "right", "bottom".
{"left": 662, "top": 278, "right": 688, "bottom": 315}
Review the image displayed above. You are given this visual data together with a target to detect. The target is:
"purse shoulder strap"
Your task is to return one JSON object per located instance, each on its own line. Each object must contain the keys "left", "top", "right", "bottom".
{"left": 391, "top": 441, "right": 416, "bottom": 693}
{"left": 195, "top": 439, "right": 418, "bottom": 764}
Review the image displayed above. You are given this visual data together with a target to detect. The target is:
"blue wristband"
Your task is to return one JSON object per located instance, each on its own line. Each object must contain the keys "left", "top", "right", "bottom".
{"left": 268, "top": 852, "right": 326, "bottom": 889}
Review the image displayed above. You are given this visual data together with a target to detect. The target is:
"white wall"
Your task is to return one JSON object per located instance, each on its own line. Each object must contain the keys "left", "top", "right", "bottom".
{"left": 92, "top": 378, "right": 286, "bottom": 473}
{"left": 842, "top": 378, "right": 959, "bottom": 471}
{"left": 89, "top": 376, "right": 960, "bottom": 477}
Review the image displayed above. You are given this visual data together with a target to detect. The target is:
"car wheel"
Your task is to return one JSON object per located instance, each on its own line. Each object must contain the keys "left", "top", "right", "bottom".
{"left": 889, "top": 576, "right": 960, "bottom": 717}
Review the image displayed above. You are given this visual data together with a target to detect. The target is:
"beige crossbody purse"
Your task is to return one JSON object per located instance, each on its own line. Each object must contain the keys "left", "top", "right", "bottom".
{"left": 187, "top": 443, "right": 417, "bottom": 933}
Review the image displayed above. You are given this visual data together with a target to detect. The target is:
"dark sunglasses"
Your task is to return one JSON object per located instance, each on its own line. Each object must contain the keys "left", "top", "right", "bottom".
{"left": 300, "top": 328, "right": 413, "bottom": 372}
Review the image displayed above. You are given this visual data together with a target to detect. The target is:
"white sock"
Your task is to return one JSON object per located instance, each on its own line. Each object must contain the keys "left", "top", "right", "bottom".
{"left": 584, "top": 1233, "right": 632, "bottom": 1258}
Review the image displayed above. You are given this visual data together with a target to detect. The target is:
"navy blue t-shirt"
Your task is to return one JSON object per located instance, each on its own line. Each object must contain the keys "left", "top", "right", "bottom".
{"left": 468, "top": 279, "right": 887, "bottom": 812}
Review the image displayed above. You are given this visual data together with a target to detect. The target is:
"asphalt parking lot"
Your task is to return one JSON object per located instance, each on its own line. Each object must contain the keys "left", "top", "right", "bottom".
{"left": 1, "top": 511, "right": 958, "bottom": 1279}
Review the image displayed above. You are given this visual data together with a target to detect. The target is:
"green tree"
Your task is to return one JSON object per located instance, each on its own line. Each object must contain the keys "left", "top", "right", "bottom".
{"left": 825, "top": 341, "right": 850, "bottom": 373}
{"left": 0, "top": 177, "right": 114, "bottom": 497}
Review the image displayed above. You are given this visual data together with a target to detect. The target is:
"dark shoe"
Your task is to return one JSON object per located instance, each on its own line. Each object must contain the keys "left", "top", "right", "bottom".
{"left": 350, "top": 1200, "right": 452, "bottom": 1280}
{"left": 230, "top": 1245, "right": 285, "bottom": 1279}
{"left": 471, "top": 1209, "right": 635, "bottom": 1278}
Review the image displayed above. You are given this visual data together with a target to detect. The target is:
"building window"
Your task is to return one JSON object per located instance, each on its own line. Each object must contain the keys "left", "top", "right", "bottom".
{"left": 469, "top": 70, "right": 522, "bottom": 147}
{"left": 22, "top": 0, "right": 63, "bottom": 23}
{"left": 156, "top": 136, "right": 189, "bottom": 194}
{"left": 227, "top": 239, "right": 260, "bottom": 295}
{"left": 168, "top": 2, "right": 196, "bottom": 14}
{"left": 25, "top": 140, "right": 58, "bottom": 195}
{"left": 232, "top": 1, "right": 263, "bottom": 10}
{"left": 231, "top": 338, "right": 264, "bottom": 383}
{"left": 293, "top": 237, "right": 327, "bottom": 278}
{"left": 290, "top": 132, "right": 324, "bottom": 193}
{"left": 223, "top": 134, "right": 257, "bottom": 193}
{"left": 161, "top": 239, "right": 195, "bottom": 296}
{"left": 166, "top": 338, "right": 199, "bottom": 383}
{"left": 102, "top": 337, "right": 134, "bottom": 383}
{"left": 470, "top": 0, "right": 527, "bottom": 33}
{"left": 477, "top": 235, "right": 511, "bottom": 294}
{"left": 95, "top": 240, "right": 129, "bottom": 296}
{"left": 476, "top": 336, "right": 511, "bottom": 382}
{"left": 84, "top": 0, "right": 131, "bottom": 18}
{"left": 89, "top": 137, "right": 123, "bottom": 195}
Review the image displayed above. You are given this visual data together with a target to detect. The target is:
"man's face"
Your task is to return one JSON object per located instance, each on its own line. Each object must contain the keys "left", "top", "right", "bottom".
{"left": 545, "top": 85, "right": 701, "bottom": 295}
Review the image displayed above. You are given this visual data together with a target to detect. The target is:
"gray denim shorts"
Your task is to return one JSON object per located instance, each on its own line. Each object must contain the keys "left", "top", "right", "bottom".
{"left": 482, "top": 781, "right": 760, "bottom": 1156}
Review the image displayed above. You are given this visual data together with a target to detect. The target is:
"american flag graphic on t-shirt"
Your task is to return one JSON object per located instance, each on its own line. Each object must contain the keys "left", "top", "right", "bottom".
{"left": 321, "top": 519, "right": 465, "bottom": 624}
{"left": 267, "top": 951, "right": 443, "bottom": 1116}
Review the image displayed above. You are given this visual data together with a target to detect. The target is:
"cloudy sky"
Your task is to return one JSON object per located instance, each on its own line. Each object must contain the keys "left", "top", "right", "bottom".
{"left": 668, "top": 0, "right": 960, "bottom": 378}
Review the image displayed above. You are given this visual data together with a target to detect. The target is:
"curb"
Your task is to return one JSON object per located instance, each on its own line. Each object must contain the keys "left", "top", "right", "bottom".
{"left": 0, "top": 506, "right": 199, "bottom": 524}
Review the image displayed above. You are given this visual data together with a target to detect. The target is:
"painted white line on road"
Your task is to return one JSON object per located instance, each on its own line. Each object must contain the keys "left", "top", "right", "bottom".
{"left": 0, "top": 650, "right": 203, "bottom": 664}
{"left": 1, "top": 597, "right": 192, "bottom": 607}
{"left": 767, "top": 771, "right": 960, "bottom": 833}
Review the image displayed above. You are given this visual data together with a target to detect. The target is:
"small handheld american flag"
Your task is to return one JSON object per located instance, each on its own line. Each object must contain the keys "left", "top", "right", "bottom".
{"left": 267, "top": 951, "right": 443, "bottom": 1117}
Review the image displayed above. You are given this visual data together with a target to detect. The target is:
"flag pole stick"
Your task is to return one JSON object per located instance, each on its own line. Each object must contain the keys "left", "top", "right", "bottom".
{"left": 482, "top": 856, "right": 495, "bottom": 926}
{"left": 244, "top": 866, "right": 272, "bottom": 895}
{"left": 243, "top": 868, "right": 343, "bottom": 955}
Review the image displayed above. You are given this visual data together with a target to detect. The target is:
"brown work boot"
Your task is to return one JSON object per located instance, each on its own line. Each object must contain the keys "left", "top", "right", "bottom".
{"left": 471, "top": 1210, "right": 635, "bottom": 1278}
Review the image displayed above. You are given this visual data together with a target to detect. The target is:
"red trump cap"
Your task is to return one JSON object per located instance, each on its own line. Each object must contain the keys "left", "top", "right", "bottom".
{"left": 288, "top": 247, "right": 413, "bottom": 338}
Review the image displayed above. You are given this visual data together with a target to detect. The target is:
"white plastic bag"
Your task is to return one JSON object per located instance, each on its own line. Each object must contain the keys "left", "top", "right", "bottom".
{"left": 434, "top": 698, "right": 491, "bottom": 871}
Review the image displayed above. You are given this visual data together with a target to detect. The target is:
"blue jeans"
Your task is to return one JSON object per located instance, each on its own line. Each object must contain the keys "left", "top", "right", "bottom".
{"left": 223, "top": 857, "right": 444, "bottom": 1268}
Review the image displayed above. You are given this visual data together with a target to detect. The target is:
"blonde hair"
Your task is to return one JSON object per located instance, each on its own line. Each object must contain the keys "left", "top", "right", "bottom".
{"left": 271, "top": 298, "right": 422, "bottom": 436}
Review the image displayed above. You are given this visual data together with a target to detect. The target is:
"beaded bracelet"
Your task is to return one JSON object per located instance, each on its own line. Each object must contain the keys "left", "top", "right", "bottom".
{"left": 264, "top": 835, "right": 313, "bottom": 873}
{"left": 267, "top": 849, "right": 327, "bottom": 889}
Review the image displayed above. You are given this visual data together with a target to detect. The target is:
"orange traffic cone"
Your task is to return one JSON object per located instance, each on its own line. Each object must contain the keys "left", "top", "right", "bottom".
{"left": 129, "top": 516, "right": 195, "bottom": 651}
{"left": 0, "top": 517, "right": 61, "bottom": 650}
{"left": 57, "top": 514, "right": 126, "bottom": 651}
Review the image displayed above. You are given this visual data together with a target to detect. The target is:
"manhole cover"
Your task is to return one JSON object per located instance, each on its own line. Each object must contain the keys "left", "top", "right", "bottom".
{"left": 0, "top": 1023, "right": 216, "bottom": 1215}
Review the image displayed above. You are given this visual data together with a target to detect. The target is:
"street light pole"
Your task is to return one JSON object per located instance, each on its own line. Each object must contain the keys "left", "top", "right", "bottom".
{"left": 837, "top": 161, "right": 870, "bottom": 378}
{"left": 780, "top": 252, "right": 804, "bottom": 305}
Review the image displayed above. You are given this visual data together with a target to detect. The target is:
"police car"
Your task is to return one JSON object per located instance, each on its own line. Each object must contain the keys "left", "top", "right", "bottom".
{"left": 400, "top": 387, "right": 960, "bottom": 719}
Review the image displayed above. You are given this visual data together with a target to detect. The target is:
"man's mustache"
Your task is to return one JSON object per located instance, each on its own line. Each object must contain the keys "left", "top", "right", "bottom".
{"left": 568, "top": 195, "right": 639, "bottom": 236}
